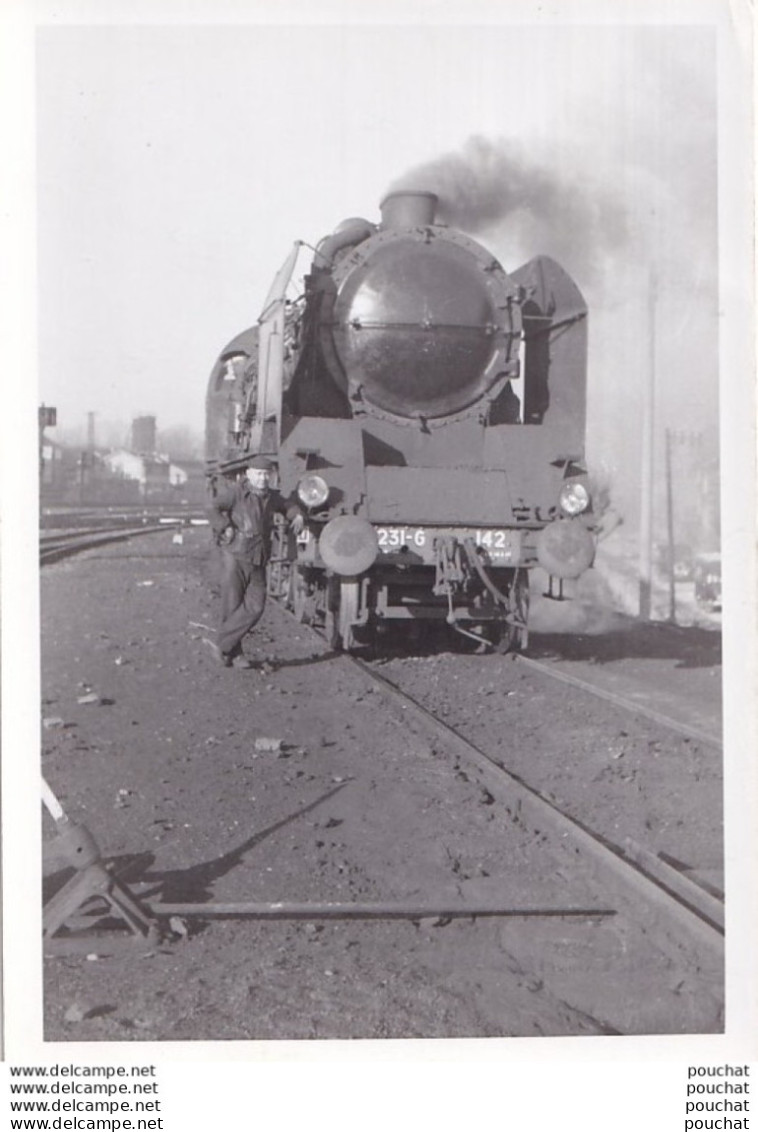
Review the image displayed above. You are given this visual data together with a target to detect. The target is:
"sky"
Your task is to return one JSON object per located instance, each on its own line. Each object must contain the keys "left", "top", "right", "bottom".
{"left": 32, "top": 8, "right": 736, "bottom": 524}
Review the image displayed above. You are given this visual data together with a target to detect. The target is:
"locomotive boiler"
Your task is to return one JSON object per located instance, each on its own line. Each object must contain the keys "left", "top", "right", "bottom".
{"left": 206, "top": 190, "right": 596, "bottom": 650}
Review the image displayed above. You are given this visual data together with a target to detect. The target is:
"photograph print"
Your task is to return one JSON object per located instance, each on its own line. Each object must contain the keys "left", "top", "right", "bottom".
{"left": 23, "top": 5, "right": 751, "bottom": 1049}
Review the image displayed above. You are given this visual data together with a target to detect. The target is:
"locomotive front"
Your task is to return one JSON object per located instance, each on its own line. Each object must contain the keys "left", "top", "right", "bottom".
{"left": 207, "top": 191, "right": 597, "bottom": 650}
{"left": 318, "top": 191, "right": 521, "bottom": 422}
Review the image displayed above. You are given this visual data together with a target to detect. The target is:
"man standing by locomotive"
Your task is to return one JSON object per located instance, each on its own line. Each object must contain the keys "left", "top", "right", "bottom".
{"left": 206, "top": 453, "right": 303, "bottom": 668}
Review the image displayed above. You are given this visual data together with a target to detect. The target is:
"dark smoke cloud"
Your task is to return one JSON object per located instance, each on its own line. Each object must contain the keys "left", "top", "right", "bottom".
{"left": 387, "top": 135, "right": 627, "bottom": 284}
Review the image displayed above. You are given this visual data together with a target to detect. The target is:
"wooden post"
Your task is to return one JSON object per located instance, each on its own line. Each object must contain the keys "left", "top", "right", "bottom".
{"left": 665, "top": 428, "right": 676, "bottom": 623}
{"left": 638, "top": 272, "right": 656, "bottom": 621}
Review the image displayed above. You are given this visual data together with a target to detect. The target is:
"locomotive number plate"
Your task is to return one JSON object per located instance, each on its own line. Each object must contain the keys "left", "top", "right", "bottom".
{"left": 375, "top": 526, "right": 521, "bottom": 563}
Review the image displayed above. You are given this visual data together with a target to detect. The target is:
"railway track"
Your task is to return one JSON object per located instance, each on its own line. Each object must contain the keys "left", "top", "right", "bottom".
{"left": 40, "top": 524, "right": 175, "bottom": 565}
{"left": 362, "top": 657, "right": 721, "bottom": 924}
{"left": 287, "top": 611, "right": 724, "bottom": 936}
{"left": 515, "top": 653, "right": 722, "bottom": 748}
{"left": 284, "top": 615, "right": 722, "bottom": 1031}
{"left": 129, "top": 595, "right": 723, "bottom": 1033}
{"left": 217, "top": 599, "right": 722, "bottom": 1018}
{"left": 121, "top": 534, "right": 721, "bottom": 946}
{"left": 39, "top": 512, "right": 207, "bottom": 565}
{"left": 40, "top": 504, "right": 205, "bottom": 530}
{"left": 40, "top": 532, "right": 724, "bottom": 1036}
{"left": 42, "top": 531, "right": 722, "bottom": 943}
{"left": 151, "top": 619, "right": 725, "bottom": 941}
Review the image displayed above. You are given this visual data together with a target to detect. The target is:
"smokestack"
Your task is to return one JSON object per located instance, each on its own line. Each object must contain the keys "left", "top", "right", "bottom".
{"left": 87, "top": 411, "right": 96, "bottom": 451}
{"left": 380, "top": 191, "right": 438, "bottom": 228}
{"left": 132, "top": 415, "right": 157, "bottom": 455}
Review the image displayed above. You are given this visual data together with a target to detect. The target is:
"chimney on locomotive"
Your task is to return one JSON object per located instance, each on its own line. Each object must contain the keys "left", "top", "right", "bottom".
{"left": 380, "top": 190, "right": 438, "bottom": 228}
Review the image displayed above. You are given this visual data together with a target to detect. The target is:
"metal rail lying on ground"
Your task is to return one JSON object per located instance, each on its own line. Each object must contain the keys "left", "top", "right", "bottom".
{"left": 42, "top": 770, "right": 615, "bottom": 952}
{"left": 146, "top": 900, "right": 616, "bottom": 921}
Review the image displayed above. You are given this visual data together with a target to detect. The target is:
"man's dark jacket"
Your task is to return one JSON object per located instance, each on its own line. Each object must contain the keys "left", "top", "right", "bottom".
{"left": 208, "top": 478, "right": 299, "bottom": 565}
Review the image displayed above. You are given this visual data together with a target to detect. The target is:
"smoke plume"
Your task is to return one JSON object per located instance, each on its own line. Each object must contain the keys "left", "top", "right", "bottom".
{"left": 387, "top": 135, "right": 627, "bottom": 283}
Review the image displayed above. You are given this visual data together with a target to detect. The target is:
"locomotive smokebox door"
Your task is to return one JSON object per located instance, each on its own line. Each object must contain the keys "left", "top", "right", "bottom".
{"left": 320, "top": 194, "right": 521, "bottom": 424}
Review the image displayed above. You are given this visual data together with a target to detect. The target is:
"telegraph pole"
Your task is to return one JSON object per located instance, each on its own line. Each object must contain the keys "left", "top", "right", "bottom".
{"left": 665, "top": 428, "right": 676, "bottom": 622}
{"left": 665, "top": 428, "right": 706, "bottom": 623}
{"left": 638, "top": 271, "right": 656, "bottom": 621}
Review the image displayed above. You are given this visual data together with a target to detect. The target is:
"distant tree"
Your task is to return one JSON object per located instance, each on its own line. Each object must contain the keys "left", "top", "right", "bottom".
{"left": 100, "top": 420, "right": 132, "bottom": 448}
{"left": 156, "top": 425, "right": 204, "bottom": 460}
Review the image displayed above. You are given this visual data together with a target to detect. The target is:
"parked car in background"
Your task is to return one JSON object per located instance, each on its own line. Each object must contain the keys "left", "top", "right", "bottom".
{"left": 656, "top": 543, "right": 694, "bottom": 582}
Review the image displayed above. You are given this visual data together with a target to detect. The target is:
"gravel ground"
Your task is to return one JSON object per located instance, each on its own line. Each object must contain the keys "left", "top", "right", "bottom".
{"left": 40, "top": 528, "right": 723, "bottom": 1041}
{"left": 370, "top": 631, "right": 723, "bottom": 889}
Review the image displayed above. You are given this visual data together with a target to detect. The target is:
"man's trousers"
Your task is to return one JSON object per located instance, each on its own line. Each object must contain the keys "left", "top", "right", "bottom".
{"left": 217, "top": 551, "right": 267, "bottom": 659}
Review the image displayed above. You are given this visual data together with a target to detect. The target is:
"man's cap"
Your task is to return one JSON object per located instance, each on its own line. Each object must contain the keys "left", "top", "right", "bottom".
{"left": 217, "top": 452, "right": 275, "bottom": 475}
{"left": 247, "top": 454, "right": 275, "bottom": 471}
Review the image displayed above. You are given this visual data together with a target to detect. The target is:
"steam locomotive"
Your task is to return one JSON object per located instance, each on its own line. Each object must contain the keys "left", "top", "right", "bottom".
{"left": 206, "top": 191, "right": 596, "bottom": 651}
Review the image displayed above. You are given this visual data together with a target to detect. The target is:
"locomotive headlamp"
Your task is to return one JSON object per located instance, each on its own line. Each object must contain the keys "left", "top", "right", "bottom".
{"left": 559, "top": 482, "right": 590, "bottom": 516}
{"left": 297, "top": 474, "right": 330, "bottom": 509}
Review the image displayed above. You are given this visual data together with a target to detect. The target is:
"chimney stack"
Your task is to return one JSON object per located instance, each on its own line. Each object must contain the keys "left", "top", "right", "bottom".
{"left": 380, "top": 191, "right": 438, "bottom": 228}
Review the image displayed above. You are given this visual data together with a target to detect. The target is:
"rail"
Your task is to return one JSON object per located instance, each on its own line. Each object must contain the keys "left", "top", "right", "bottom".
{"left": 347, "top": 651, "right": 724, "bottom": 943}
{"left": 515, "top": 654, "right": 722, "bottom": 749}
{"left": 44, "top": 531, "right": 724, "bottom": 969}
{"left": 40, "top": 525, "right": 176, "bottom": 565}
{"left": 277, "top": 607, "right": 724, "bottom": 965}
{"left": 39, "top": 509, "right": 207, "bottom": 566}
